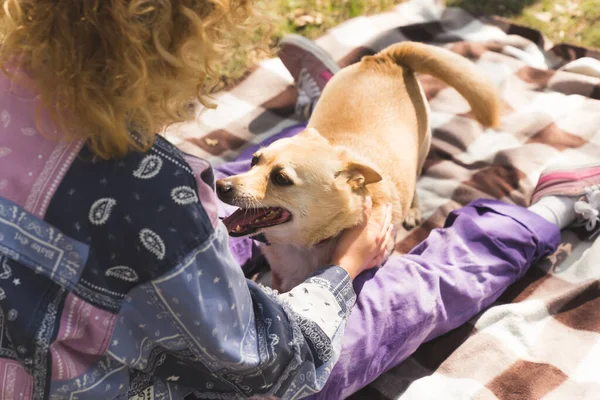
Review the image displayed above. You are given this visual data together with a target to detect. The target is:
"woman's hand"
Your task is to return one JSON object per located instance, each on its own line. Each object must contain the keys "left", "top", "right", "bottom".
{"left": 331, "top": 197, "right": 394, "bottom": 279}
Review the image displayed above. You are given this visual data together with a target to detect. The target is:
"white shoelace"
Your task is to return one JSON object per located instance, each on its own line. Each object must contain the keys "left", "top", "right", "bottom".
{"left": 574, "top": 186, "right": 600, "bottom": 231}
{"left": 295, "top": 68, "right": 321, "bottom": 116}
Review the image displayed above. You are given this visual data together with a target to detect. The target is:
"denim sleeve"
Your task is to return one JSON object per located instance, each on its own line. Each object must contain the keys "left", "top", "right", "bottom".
{"left": 117, "top": 223, "right": 356, "bottom": 399}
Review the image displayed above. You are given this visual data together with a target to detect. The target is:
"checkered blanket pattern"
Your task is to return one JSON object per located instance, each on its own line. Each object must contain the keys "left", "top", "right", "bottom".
{"left": 167, "top": 0, "right": 600, "bottom": 398}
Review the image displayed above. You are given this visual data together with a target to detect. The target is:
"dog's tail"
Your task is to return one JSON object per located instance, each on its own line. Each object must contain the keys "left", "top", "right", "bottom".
{"left": 371, "top": 42, "right": 501, "bottom": 127}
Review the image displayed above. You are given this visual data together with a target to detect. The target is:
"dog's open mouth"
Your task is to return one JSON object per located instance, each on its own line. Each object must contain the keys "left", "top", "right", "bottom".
{"left": 222, "top": 207, "right": 292, "bottom": 237}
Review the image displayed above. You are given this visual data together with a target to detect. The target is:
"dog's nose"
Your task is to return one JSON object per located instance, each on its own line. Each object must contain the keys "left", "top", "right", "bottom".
{"left": 216, "top": 179, "right": 233, "bottom": 195}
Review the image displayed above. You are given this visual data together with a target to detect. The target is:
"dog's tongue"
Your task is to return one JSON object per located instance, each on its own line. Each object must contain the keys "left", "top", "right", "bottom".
{"left": 222, "top": 207, "right": 290, "bottom": 235}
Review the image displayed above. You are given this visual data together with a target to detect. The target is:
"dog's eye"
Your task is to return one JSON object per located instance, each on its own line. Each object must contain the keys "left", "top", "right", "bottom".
{"left": 272, "top": 172, "right": 293, "bottom": 186}
{"left": 251, "top": 155, "right": 260, "bottom": 167}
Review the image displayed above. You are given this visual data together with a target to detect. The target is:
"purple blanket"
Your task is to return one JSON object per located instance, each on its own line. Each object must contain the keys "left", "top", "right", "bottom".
{"left": 214, "top": 124, "right": 559, "bottom": 399}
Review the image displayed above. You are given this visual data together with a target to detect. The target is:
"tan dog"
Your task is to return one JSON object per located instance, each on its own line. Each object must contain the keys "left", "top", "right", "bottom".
{"left": 217, "top": 42, "right": 500, "bottom": 292}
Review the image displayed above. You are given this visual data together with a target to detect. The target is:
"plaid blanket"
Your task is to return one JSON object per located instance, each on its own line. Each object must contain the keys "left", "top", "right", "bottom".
{"left": 167, "top": 0, "right": 600, "bottom": 398}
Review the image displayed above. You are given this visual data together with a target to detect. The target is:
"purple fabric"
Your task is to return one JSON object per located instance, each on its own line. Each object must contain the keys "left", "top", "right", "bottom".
{"left": 214, "top": 123, "right": 560, "bottom": 399}
{"left": 314, "top": 199, "right": 560, "bottom": 399}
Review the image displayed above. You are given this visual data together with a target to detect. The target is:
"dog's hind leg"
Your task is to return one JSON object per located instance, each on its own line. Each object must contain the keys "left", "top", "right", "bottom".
{"left": 403, "top": 191, "right": 422, "bottom": 230}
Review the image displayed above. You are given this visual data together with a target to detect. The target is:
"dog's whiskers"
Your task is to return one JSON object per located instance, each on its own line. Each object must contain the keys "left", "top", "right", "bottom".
{"left": 238, "top": 195, "right": 264, "bottom": 222}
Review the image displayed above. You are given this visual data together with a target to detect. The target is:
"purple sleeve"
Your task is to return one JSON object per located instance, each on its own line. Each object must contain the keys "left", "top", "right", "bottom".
{"left": 313, "top": 199, "right": 560, "bottom": 399}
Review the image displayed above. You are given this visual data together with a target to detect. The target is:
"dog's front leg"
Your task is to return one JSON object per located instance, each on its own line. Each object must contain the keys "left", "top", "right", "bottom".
{"left": 403, "top": 191, "right": 422, "bottom": 230}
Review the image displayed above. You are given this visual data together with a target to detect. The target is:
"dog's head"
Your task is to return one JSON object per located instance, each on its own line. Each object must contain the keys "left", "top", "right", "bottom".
{"left": 217, "top": 128, "right": 382, "bottom": 246}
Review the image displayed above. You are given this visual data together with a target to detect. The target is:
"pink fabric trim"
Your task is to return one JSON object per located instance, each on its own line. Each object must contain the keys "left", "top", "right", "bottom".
{"left": 183, "top": 155, "right": 220, "bottom": 229}
{"left": 24, "top": 139, "right": 84, "bottom": 217}
{"left": 49, "top": 293, "right": 116, "bottom": 381}
{"left": 0, "top": 359, "right": 33, "bottom": 400}
{"left": 0, "top": 72, "right": 83, "bottom": 217}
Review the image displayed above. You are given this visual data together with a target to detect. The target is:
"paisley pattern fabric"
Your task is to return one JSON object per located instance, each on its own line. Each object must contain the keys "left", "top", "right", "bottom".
{"left": 0, "top": 71, "right": 355, "bottom": 399}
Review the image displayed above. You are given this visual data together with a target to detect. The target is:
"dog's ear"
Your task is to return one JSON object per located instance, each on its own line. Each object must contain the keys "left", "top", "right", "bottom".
{"left": 337, "top": 147, "right": 382, "bottom": 189}
{"left": 345, "top": 162, "right": 382, "bottom": 189}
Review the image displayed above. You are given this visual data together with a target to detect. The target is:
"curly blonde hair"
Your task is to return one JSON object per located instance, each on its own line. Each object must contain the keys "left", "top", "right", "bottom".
{"left": 0, "top": 0, "right": 269, "bottom": 158}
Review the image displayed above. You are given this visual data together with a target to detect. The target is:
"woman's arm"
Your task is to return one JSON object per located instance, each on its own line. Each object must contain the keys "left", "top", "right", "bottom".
{"left": 114, "top": 223, "right": 354, "bottom": 399}
{"left": 112, "top": 193, "right": 391, "bottom": 400}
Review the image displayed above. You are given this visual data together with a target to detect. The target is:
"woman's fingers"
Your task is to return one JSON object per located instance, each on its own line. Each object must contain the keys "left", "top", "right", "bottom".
{"left": 375, "top": 204, "right": 393, "bottom": 248}
{"left": 362, "top": 196, "right": 373, "bottom": 222}
{"left": 380, "top": 203, "right": 392, "bottom": 236}
{"left": 368, "top": 222, "right": 394, "bottom": 269}
{"left": 382, "top": 222, "right": 393, "bottom": 251}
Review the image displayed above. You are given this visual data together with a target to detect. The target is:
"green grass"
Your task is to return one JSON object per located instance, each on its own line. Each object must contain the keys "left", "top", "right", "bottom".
{"left": 214, "top": 0, "right": 599, "bottom": 88}
{"left": 447, "top": 0, "right": 600, "bottom": 49}
{"left": 212, "top": 0, "right": 404, "bottom": 89}
{"left": 263, "top": 0, "right": 403, "bottom": 41}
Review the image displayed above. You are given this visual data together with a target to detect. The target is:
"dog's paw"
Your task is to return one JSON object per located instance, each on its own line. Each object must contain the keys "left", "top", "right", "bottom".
{"left": 403, "top": 208, "right": 422, "bottom": 230}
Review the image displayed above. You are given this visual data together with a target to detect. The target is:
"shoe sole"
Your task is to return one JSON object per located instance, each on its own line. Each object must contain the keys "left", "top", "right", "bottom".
{"left": 537, "top": 165, "right": 600, "bottom": 187}
{"left": 532, "top": 166, "right": 600, "bottom": 204}
{"left": 279, "top": 34, "right": 341, "bottom": 75}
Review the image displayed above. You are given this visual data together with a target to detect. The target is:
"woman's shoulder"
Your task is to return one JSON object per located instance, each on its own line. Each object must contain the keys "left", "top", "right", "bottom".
{"left": 0, "top": 131, "right": 222, "bottom": 313}
{"left": 43, "top": 135, "right": 220, "bottom": 271}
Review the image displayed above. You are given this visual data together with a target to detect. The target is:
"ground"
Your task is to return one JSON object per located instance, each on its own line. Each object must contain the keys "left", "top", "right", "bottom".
{"left": 447, "top": 0, "right": 600, "bottom": 48}
{"left": 214, "top": 0, "right": 599, "bottom": 88}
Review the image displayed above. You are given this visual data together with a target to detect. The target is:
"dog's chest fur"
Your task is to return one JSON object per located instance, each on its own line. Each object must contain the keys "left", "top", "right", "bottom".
{"left": 259, "top": 239, "right": 338, "bottom": 293}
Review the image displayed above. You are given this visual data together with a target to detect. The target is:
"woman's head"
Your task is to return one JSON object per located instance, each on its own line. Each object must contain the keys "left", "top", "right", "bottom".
{"left": 0, "top": 0, "right": 267, "bottom": 158}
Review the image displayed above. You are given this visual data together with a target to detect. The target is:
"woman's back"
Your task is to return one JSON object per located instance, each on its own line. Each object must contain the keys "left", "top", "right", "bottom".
{"left": 0, "top": 72, "right": 236, "bottom": 398}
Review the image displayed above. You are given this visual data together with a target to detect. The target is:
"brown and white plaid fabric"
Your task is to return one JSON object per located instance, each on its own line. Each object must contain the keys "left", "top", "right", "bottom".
{"left": 167, "top": 0, "right": 600, "bottom": 398}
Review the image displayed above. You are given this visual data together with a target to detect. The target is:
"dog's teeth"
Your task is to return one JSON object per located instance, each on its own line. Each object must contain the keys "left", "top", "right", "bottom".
{"left": 264, "top": 210, "right": 278, "bottom": 220}
{"left": 234, "top": 225, "right": 242, "bottom": 232}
